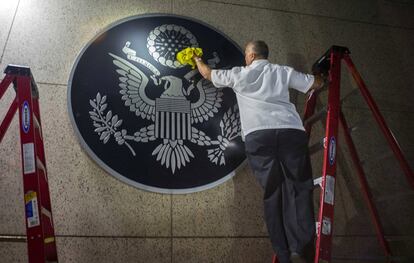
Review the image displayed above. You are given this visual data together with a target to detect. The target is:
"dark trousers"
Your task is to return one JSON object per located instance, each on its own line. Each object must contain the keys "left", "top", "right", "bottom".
{"left": 245, "top": 129, "right": 315, "bottom": 263}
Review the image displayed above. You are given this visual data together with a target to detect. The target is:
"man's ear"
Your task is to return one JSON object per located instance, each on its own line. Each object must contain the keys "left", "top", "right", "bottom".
{"left": 248, "top": 53, "right": 254, "bottom": 61}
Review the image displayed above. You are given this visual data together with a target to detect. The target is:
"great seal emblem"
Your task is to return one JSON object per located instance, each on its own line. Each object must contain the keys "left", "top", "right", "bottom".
{"left": 68, "top": 14, "right": 246, "bottom": 193}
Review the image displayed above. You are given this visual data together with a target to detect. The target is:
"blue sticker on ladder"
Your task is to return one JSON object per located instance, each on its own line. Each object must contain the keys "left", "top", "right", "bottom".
{"left": 22, "top": 101, "right": 30, "bottom": 134}
{"left": 25, "top": 201, "right": 33, "bottom": 217}
{"left": 329, "top": 136, "right": 336, "bottom": 166}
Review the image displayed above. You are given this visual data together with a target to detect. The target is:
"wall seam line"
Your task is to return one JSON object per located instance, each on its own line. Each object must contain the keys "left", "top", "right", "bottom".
{"left": 0, "top": 0, "right": 21, "bottom": 64}
{"left": 201, "top": 0, "right": 414, "bottom": 31}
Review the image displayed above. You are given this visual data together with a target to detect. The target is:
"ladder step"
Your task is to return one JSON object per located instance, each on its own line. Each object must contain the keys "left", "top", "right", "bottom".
{"left": 33, "top": 115, "right": 43, "bottom": 140}
{"left": 314, "top": 177, "right": 323, "bottom": 187}
{"left": 340, "top": 87, "right": 360, "bottom": 103}
{"left": 348, "top": 123, "right": 360, "bottom": 134}
{"left": 304, "top": 107, "right": 327, "bottom": 127}
{"left": 360, "top": 151, "right": 393, "bottom": 166}
{"left": 44, "top": 237, "right": 55, "bottom": 244}
{"left": 309, "top": 137, "right": 326, "bottom": 155}
{"left": 41, "top": 206, "right": 52, "bottom": 221}
{"left": 347, "top": 120, "right": 368, "bottom": 134}
{"left": 36, "top": 157, "right": 47, "bottom": 180}
{"left": 41, "top": 206, "right": 55, "bottom": 229}
{"left": 375, "top": 191, "right": 414, "bottom": 203}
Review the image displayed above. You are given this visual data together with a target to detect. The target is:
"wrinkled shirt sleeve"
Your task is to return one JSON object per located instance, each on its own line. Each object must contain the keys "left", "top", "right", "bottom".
{"left": 211, "top": 67, "right": 242, "bottom": 88}
{"left": 289, "top": 69, "right": 315, "bottom": 93}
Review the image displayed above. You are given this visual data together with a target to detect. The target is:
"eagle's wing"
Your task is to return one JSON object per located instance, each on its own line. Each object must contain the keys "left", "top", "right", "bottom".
{"left": 109, "top": 53, "right": 155, "bottom": 121}
{"left": 190, "top": 78, "right": 223, "bottom": 124}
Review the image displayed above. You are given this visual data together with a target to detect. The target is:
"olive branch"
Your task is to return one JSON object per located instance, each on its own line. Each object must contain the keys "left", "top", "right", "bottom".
{"left": 89, "top": 93, "right": 136, "bottom": 156}
{"left": 205, "top": 105, "right": 242, "bottom": 165}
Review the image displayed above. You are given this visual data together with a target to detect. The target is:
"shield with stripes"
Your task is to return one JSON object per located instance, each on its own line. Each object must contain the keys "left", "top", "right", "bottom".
{"left": 155, "top": 97, "right": 192, "bottom": 140}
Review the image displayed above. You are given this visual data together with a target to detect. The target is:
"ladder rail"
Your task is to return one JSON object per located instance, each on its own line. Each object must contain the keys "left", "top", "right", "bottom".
{"left": 343, "top": 55, "right": 414, "bottom": 189}
{"left": 313, "top": 47, "right": 342, "bottom": 263}
{"left": 16, "top": 74, "right": 47, "bottom": 262}
{"left": 0, "top": 74, "right": 14, "bottom": 99}
{"left": 0, "top": 97, "right": 18, "bottom": 142}
{"left": 339, "top": 111, "right": 392, "bottom": 260}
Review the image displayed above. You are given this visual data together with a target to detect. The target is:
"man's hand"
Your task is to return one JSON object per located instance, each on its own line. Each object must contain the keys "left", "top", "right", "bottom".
{"left": 310, "top": 74, "right": 328, "bottom": 92}
{"left": 193, "top": 55, "right": 212, "bottom": 81}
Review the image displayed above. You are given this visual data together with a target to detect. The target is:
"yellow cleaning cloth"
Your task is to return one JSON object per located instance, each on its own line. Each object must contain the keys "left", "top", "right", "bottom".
{"left": 176, "top": 47, "right": 203, "bottom": 69}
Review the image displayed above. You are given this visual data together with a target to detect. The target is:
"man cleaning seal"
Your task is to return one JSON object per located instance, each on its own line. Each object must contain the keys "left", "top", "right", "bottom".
{"left": 187, "top": 40, "right": 325, "bottom": 263}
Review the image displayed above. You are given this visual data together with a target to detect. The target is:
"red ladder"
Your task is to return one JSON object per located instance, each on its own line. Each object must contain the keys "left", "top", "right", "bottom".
{"left": 0, "top": 65, "right": 58, "bottom": 262}
{"left": 272, "top": 46, "right": 414, "bottom": 263}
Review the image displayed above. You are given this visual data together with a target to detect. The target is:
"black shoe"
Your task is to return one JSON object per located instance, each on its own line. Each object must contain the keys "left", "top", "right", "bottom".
{"left": 290, "top": 252, "right": 306, "bottom": 263}
{"left": 301, "top": 241, "right": 315, "bottom": 262}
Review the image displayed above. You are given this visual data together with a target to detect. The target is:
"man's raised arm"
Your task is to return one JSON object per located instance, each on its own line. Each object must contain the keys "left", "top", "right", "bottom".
{"left": 193, "top": 56, "right": 212, "bottom": 81}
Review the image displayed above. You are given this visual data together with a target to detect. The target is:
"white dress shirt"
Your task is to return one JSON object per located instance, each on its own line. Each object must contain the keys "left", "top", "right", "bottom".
{"left": 211, "top": 59, "right": 314, "bottom": 140}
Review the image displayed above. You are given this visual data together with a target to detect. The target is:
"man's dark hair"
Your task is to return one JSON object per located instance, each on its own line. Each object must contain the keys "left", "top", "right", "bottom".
{"left": 249, "top": 40, "right": 269, "bottom": 59}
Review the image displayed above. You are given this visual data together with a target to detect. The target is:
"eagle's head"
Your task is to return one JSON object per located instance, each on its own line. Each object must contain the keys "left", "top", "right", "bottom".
{"left": 159, "top": 75, "right": 187, "bottom": 98}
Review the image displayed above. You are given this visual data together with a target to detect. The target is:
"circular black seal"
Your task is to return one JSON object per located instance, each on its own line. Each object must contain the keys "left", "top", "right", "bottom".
{"left": 68, "top": 14, "right": 246, "bottom": 193}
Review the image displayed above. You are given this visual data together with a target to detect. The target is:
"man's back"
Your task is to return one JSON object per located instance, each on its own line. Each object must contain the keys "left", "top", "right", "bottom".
{"left": 211, "top": 59, "right": 314, "bottom": 139}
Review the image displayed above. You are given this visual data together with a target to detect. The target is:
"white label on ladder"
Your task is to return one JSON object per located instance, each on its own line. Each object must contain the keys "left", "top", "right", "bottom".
{"left": 324, "top": 175, "right": 335, "bottom": 205}
{"left": 23, "top": 143, "right": 35, "bottom": 174}
{"left": 25, "top": 191, "right": 40, "bottom": 228}
{"left": 322, "top": 217, "right": 331, "bottom": 235}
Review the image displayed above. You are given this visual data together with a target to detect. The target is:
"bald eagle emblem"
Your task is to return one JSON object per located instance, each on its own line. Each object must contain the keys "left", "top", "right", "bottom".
{"left": 88, "top": 24, "right": 241, "bottom": 174}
